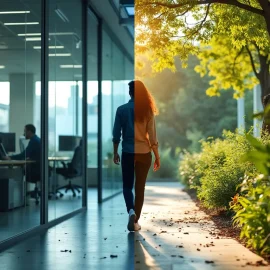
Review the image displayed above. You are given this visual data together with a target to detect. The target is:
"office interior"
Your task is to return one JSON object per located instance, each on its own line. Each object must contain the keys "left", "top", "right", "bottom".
{"left": 0, "top": 0, "right": 134, "bottom": 246}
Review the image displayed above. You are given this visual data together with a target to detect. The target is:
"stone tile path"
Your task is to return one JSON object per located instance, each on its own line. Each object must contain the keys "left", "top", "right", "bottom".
{"left": 134, "top": 182, "right": 269, "bottom": 270}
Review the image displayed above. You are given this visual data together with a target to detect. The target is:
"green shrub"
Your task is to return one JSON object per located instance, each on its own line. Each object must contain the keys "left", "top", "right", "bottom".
{"left": 179, "top": 150, "right": 202, "bottom": 189}
{"left": 230, "top": 134, "right": 270, "bottom": 254}
{"left": 197, "top": 131, "right": 254, "bottom": 209}
{"left": 231, "top": 174, "right": 270, "bottom": 254}
{"left": 149, "top": 148, "right": 178, "bottom": 179}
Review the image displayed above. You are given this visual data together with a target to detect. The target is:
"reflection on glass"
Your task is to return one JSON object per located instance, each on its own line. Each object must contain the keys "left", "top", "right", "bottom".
{"left": 101, "top": 29, "right": 133, "bottom": 200}
{"left": 0, "top": 0, "right": 41, "bottom": 242}
{"left": 48, "top": 0, "right": 83, "bottom": 221}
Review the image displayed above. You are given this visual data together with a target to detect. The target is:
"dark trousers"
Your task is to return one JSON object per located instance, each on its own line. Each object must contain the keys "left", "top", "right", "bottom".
{"left": 121, "top": 152, "right": 152, "bottom": 222}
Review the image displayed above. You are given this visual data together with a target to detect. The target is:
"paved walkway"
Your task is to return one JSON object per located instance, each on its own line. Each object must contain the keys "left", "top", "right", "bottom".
{"left": 0, "top": 182, "right": 268, "bottom": 270}
{"left": 137, "top": 183, "right": 269, "bottom": 270}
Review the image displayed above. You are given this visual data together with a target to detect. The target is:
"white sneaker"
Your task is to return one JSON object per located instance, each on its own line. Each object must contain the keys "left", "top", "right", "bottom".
{"left": 134, "top": 222, "right": 141, "bottom": 231}
{"left": 127, "top": 209, "right": 136, "bottom": 231}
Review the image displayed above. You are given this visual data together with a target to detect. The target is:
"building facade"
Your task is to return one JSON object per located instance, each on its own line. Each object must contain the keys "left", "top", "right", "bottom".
{"left": 0, "top": 0, "right": 134, "bottom": 248}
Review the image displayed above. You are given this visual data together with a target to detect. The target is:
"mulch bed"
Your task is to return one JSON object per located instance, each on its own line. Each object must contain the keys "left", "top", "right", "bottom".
{"left": 184, "top": 188, "right": 270, "bottom": 264}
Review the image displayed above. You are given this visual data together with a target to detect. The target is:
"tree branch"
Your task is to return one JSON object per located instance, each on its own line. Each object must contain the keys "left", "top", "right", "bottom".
{"left": 245, "top": 45, "right": 260, "bottom": 79}
{"left": 257, "top": 0, "right": 269, "bottom": 10}
{"left": 232, "top": 47, "right": 244, "bottom": 75}
{"left": 188, "top": 3, "right": 211, "bottom": 37}
{"left": 138, "top": 0, "right": 264, "bottom": 16}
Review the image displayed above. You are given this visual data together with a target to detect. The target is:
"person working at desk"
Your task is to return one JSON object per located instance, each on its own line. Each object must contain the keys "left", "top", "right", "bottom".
{"left": 4, "top": 124, "right": 40, "bottom": 162}
{"left": 3, "top": 124, "right": 41, "bottom": 181}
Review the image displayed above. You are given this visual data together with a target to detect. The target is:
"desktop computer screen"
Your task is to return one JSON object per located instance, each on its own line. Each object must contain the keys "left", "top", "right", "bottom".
{"left": 59, "top": 135, "right": 81, "bottom": 151}
{"left": 0, "top": 133, "right": 16, "bottom": 153}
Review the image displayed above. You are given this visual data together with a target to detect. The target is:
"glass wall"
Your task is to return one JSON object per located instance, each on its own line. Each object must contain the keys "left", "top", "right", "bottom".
{"left": 87, "top": 10, "right": 98, "bottom": 190}
{"left": 0, "top": 0, "right": 42, "bottom": 241}
{"left": 0, "top": 0, "right": 134, "bottom": 247}
{"left": 101, "top": 28, "right": 133, "bottom": 200}
{"left": 48, "top": 0, "right": 84, "bottom": 220}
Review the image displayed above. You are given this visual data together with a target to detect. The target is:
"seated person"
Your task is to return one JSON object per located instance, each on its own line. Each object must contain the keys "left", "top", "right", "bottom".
{"left": 3, "top": 124, "right": 41, "bottom": 182}
{"left": 56, "top": 139, "right": 82, "bottom": 176}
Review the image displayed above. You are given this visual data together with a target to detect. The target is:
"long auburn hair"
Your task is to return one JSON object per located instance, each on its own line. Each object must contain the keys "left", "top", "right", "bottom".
{"left": 129, "top": 80, "right": 159, "bottom": 122}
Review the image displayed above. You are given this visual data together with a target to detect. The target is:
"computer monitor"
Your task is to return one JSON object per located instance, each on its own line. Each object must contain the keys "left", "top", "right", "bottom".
{"left": 0, "top": 133, "right": 16, "bottom": 153}
{"left": 58, "top": 135, "right": 81, "bottom": 151}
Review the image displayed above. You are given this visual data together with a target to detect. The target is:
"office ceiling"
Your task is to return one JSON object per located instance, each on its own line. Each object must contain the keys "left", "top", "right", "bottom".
{"left": 111, "top": 0, "right": 134, "bottom": 38}
{"left": 0, "top": 0, "right": 133, "bottom": 82}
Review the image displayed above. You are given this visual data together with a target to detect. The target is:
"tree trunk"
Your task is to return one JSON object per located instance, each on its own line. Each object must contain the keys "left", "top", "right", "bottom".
{"left": 258, "top": 54, "right": 270, "bottom": 104}
{"left": 258, "top": 0, "right": 270, "bottom": 38}
{"left": 265, "top": 16, "right": 270, "bottom": 38}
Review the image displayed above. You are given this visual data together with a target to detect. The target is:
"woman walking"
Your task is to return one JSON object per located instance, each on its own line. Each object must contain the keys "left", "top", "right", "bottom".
{"left": 112, "top": 80, "right": 160, "bottom": 232}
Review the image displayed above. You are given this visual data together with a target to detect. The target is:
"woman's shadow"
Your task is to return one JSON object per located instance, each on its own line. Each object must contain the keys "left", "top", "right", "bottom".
{"left": 124, "top": 231, "right": 197, "bottom": 270}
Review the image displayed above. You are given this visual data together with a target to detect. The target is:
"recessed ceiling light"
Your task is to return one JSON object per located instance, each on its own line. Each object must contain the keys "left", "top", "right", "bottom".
{"left": 0, "top": 11, "right": 30, "bottom": 14}
{"left": 25, "top": 37, "right": 41, "bottom": 41}
{"left": 49, "top": 53, "right": 71, "bottom": 57}
{"left": 18, "top": 33, "right": 41, "bottom": 36}
{"left": 4, "top": 22, "right": 39, "bottom": 25}
{"left": 49, "top": 32, "right": 75, "bottom": 36}
{"left": 33, "top": 45, "right": 64, "bottom": 49}
{"left": 60, "top": 65, "right": 82, "bottom": 68}
{"left": 0, "top": 65, "right": 5, "bottom": 69}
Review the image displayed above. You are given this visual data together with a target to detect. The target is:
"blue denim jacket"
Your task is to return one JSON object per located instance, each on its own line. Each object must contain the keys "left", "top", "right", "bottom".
{"left": 112, "top": 98, "right": 134, "bottom": 153}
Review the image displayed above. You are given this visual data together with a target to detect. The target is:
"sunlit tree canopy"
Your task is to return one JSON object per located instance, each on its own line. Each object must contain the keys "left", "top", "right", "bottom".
{"left": 195, "top": 36, "right": 270, "bottom": 98}
{"left": 136, "top": 0, "right": 270, "bottom": 98}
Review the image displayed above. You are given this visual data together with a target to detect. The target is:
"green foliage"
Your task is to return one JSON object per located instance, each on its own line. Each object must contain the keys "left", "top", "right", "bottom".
{"left": 195, "top": 36, "right": 260, "bottom": 98}
{"left": 179, "top": 131, "right": 270, "bottom": 254}
{"left": 231, "top": 174, "right": 270, "bottom": 254}
{"left": 179, "top": 131, "right": 255, "bottom": 209}
{"left": 140, "top": 56, "right": 239, "bottom": 153}
{"left": 229, "top": 129, "right": 270, "bottom": 255}
{"left": 148, "top": 148, "right": 178, "bottom": 179}
{"left": 179, "top": 150, "right": 202, "bottom": 189}
{"left": 136, "top": 1, "right": 270, "bottom": 102}
{"left": 197, "top": 131, "right": 253, "bottom": 209}
{"left": 136, "top": 0, "right": 269, "bottom": 72}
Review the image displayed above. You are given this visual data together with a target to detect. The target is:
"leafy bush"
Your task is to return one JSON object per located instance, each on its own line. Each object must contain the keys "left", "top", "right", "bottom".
{"left": 149, "top": 148, "right": 178, "bottom": 179}
{"left": 197, "top": 131, "right": 254, "bottom": 209}
{"left": 230, "top": 135, "right": 270, "bottom": 254}
{"left": 179, "top": 150, "right": 202, "bottom": 189}
{"left": 231, "top": 175, "right": 270, "bottom": 254}
{"left": 179, "top": 132, "right": 270, "bottom": 255}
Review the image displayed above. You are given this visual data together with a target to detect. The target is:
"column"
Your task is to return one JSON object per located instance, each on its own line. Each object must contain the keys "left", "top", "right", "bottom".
{"left": 9, "top": 74, "right": 35, "bottom": 152}
{"left": 237, "top": 97, "right": 245, "bottom": 132}
{"left": 253, "top": 85, "right": 263, "bottom": 137}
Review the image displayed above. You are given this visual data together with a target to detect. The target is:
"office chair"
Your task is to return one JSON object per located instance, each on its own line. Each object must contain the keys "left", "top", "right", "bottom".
{"left": 26, "top": 165, "right": 56, "bottom": 204}
{"left": 56, "top": 143, "right": 82, "bottom": 197}
{"left": 26, "top": 166, "right": 41, "bottom": 205}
